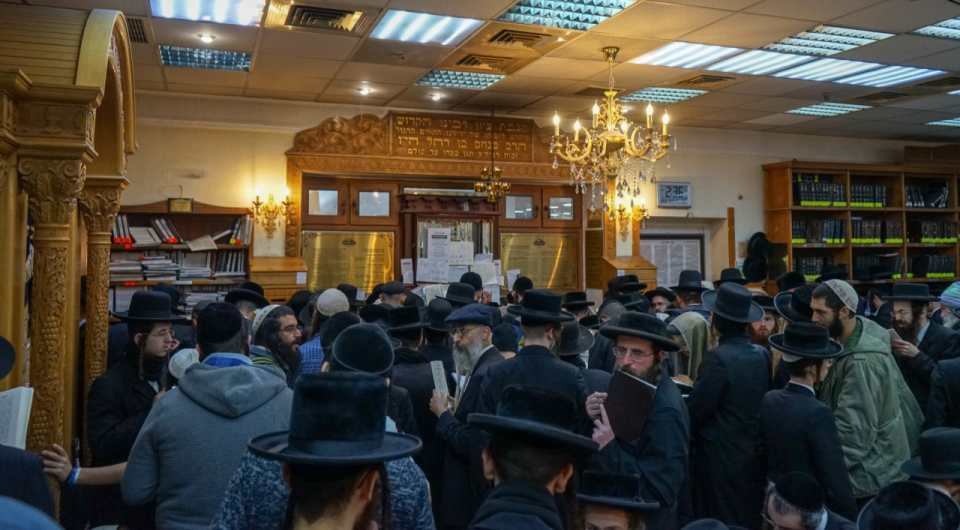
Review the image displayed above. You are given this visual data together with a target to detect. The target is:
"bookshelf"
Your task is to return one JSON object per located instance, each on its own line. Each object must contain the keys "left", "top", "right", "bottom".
{"left": 764, "top": 161, "right": 960, "bottom": 293}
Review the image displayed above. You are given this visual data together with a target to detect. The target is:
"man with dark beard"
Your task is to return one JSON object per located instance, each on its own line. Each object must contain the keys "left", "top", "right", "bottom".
{"left": 886, "top": 283, "right": 960, "bottom": 412}
{"left": 251, "top": 305, "right": 303, "bottom": 389}
{"left": 749, "top": 295, "right": 780, "bottom": 350}
{"left": 429, "top": 304, "right": 504, "bottom": 529}
{"left": 587, "top": 312, "right": 690, "bottom": 530}
{"left": 687, "top": 283, "right": 770, "bottom": 529}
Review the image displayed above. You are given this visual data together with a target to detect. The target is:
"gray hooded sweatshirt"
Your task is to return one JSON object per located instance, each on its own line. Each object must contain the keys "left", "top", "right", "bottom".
{"left": 122, "top": 359, "right": 293, "bottom": 530}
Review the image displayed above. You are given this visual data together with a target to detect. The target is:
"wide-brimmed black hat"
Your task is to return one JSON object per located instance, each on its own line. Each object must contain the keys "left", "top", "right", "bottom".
{"left": 580, "top": 314, "right": 601, "bottom": 330}
{"left": 742, "top": 256, "right": 769, "bottom": 284}
{"left": 599, "top": 311, "right": 681, "bottom": 352}
{"left": 113, "top": 291, "right": 187, "bottom": 323}
{"left": 562, "top": 291, "right": 595, "bottom": 310}
{"left": 858, "top": 481, "right": 960, "bottom": 530}
{"left": 577, "top": 471, "right": 660, "bottom": 512}
{"left": 153, "top": 283, "right": 187, "bottom": 314}
{"left": 753, "top": 295, "right": 776, "bottom": 312}
{"left": 506, "top": 290, "right": 575, "bottom": 323}
{"left": 512, "top": 276, "right": 534, "bottom": 293}
{"left": 402, "top": 291, "right": 424, "bottom": 308}
{"left": 884, "top": 283, "right": 939, "bottom": 302}
{"left": 775, "top": 285, "right": 815, "bottom": 324}
{"left": 319, "top": 312, "right": 361, "bottom": 349}
{"left": 387, "top": 306, "right": 426, "bottom": 333}
{"left": 702, "top": 283, "right": 764, "bottom": 323}
{"left": 249, "top": 372, "right": 421, "bottom": 465}
{"left": 423, "top": 299, "right": 453, "bottom": 332}
{"left": 365, "top": 284, "right": 384, "bottom": 305}
{"left": 669, "top": 270, "right": 707, "bottom": 292}
{"left": 469, "top": 385, "right": 598, "bottom": 453}
{"left": 615, "top": 292, "right": 650, "bottom": 312}
{"left": 557, "top": 320, "right": 595, "bottom": 357}
{"left": 337, "top": 283, "right": 365, "bottom": 308}
{"left": 901, "top": 427, "right": 960, "bottom": 481}
{"left": 682, "top": 520, "right": 749, "bottom": 530}
{"left": 224, "top": 281, "right": 269, "bottom": 309}
{"left": 714, "top": 268, "right": 749, "bottom": 286}
{"left": 870, "top": 265, "right": 895, "bottom": 280}
{"left": 644, "top": 287, "right": 676, "bottom": 303}
{"left": 460, "top": 271, "right": 483, "bottom": 292}
{"left": 358, "top": 304, "right": 389, "bottom": 325}
{"left": 0, "top": 336, "right": 15, "bottom": 381}
{"left": 608, "top": 275, "right": 646, "bottom": 295}
{"left": 287, "top": 290, "right": 313, "bottom": 325}
{"left": 441, "top": 282, "right": 478, "bottom": 307}
{"left": 748, "top": 232, "right": 771, "bottom": 257}
{"left": 776, "top": 271, "right": 807, "bottom": 292}
{"left": 769, "top": 322, "right": 843, "bottom": 360}
{"left": 816, "top": 264, "right": 848, "bottom": 283}
{"left": 331, "top": 323, "right": 394, "bottom": 375}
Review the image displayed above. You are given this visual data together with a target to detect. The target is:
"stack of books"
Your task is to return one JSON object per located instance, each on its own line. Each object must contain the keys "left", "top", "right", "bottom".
{"left": 851, "top": 218, "right": 883, "bottom": 244}
{"left": 214, "top": 216, "right": 252, "bottom": 245}
{"left": 213, "top": 250, "right": 246, "bottom": 279}
{"left": 141, "top": 256, "right": 180, "bottom": 282}
{"left": 850, "top": 184, "right": 888, "bottom": 208}
{"left": 793, "top": 174, "right": 846, "bottom": 207}
{"left": 110, "top": 258, "right": 143, "bottom": 282}
{"left": 178, "top": 252, "right": 214, "bottom": 279}
{"left": 110, "top": 285, "right": 146, "bottom": 313}
{"left": 183, "top": 289, "right": 224, "bottom": 315}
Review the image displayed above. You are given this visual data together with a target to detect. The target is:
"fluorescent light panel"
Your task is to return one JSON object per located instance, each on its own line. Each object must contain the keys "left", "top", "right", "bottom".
{"left": 914, "top": 17, "right": 960, "bottom": 39}
{"left": 928, "top": 117, "right": 960, "bottom": 127}
{"left": 415, "top": 70, "right": 505, "bottom": 90}
{"left": 372, "top": 10, "right": 482, "bottom": 46}
{"left": 498, "top": 0, "right": 635, "bottom": 32}
{"left": 621, "top": 87, "right": 706, "bottom": 103}
{"left": 159, "top": 45, "right": 252, "bottom": 71}
{"left": 786, "top": 102, "right": 871, "bottom": 117}
{"left": 631, "top": 42, "right": 742, "bottom": 69}
{"left": 773, "top": 58, "right": 882, "bottom": 81}
{"left": 764, "top": 25, "right": 893, "bottom": 56}
{"left": 707, "top": 50, "right": 813, "bottom": 75}
{"left": 150, "top": 0, "right": 265, "bottom": 25}
{"left": 836, "top": 66, "right": 946, "bottom": 87}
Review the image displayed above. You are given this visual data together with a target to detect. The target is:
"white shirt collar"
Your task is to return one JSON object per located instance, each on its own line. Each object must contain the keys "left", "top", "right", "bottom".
{"left": 816, "top": 510, "right": 828, "bottom": 530}
{"left": 916, "top": 320, "right": 931, "bottom": 345}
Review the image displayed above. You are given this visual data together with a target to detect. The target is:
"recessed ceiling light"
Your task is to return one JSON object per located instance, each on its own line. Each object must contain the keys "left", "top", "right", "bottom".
{"left": 415, "top": 70, "right": 505, "bottom": 90}
{"left": 621, "top": 87, "right": 706, "bottom": 104}
{"left": 631, "top": 42, "right": 743, "bottom": 69}
{"left": 914, "top": 17, "right": 960, "bottom": 39}
{"left": 150, "top": 0, "right": 265, "bottom": 26}
{"left": 928, "top": 117, "right": 960, "bottom": 126}
{"left": 706, "top": 50, "right": 813, "bottom": 75}
{"left": 359, "top": 87, "right": 373, "bottom": 95}
{"left": 764, "top": 25, "right": 894, "bottom": 56}
{"left": 372, "top": 10, "right": 482, "bottom": 46}
{"left": 835, "top": 66, "right": 946, "bottom": 87}
{"left": 498, "top": 0, "right": 635, "bottom": 32}
{"left": 159, "top": 45, "right": 251, "bottom": 71}
{"left": 430, "top": 93, "right": 443, "bottom": 101}
{"left": 773, "top": 58, "right": 882, "bottom": 81}
{"left": 786, "top": 102, "right": 871, "bottom": 117}
{"left": 197, "top": 33, "right": 216, "bottom": 43}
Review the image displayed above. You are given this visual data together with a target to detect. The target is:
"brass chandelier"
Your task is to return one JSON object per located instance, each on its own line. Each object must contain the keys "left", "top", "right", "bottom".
{"left": 550, "top": 46, "right": 674, "bottom": 218}
{"left": 475, "top": 109, "right": 511, "bottom": 202}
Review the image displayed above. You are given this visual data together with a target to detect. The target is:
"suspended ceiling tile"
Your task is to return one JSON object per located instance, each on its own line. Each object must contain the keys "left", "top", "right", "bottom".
{"left": 810, "top": 116, "right": 863, "bottom": 129}
{"left": 745, "top": 0, "right": 884, "bottom": 21}
{"left": 893, "top": 123, "right": 950, "bottom": 135}
{"left": 735, "top": 97, "right": 820, "bottom": 112}
{"left": 905, "top": 48, "right": 960, "bottom": 71}
{"left": 394, "top": 86, "right": 476, "bottom": 104}
{"left": 524, "top": 95, "right": 595, "bottom": 111}
{"left": 251, "top": 54, "right": 342, "bottom": 79}
{"left": 886, "top": 110, "right": 960, "bottom": 124}
{"left": 166, "top": 83, "right": 245, "bottom": 96}
{"left": 134, "top": 65, "right": 165, "bottom": 83}
{"left": 719, "top": 77, "right": 817, "bottom": 96}
{"left": 388, "top": 99, "right": 459, "bottom": 110}
{"left": 258, "top": 29, "right": 361, "bottom": 60}
{"left": 349, "top": 39, "right": 452, "bottom": 67}
{"left": 838, "top": 120, "right": 909, "bottom": 133}
{"left": 829, "top": 0, "right": 960, "bottom": 33}
{"left": 656, "top": 0, "right": 763, "bottom": 9}
{"left": 30, "top": 0, "right": 149, "bottom": 15}
{"left": 316, "top": 94, "right": 390, "bottom": 106}
{"left": 593, "top": 2, "right": 734, "bottom": 40}
{"left": 163, "top": 67, "right": 248, "bottom": 87}
{"left": 587, "top": 63, "right": 695, "bottom": 87}
{"left": 135, "top": 80, "right": 166, "bottom": 91}
{"left": 386, "top": 0, "right": 517, "bottom": 19}
{"left": 724, "top": 122, "right": 779, "bottom": 130}
{"left": 745, "top": 113, "right": 819, "bottom": 125}
{"left": 657, "top": 104, "right": 720, "bottom": 119}
{"left": 247, "top": 73, "right": 330, "bottom": 93}
{"left": 484, "top": 75, "right": 579, "bottom": 95}
{"left": 514, "top": 57, "right": 611, "bottom": 80}
{"left": 842, "top": 106, "right": 916, "bottom": 120}
{"left": 780, "top": 82, "right": 878, "bottom": 101}
{"left": 548, "top": 34, "right": 666, "bottom": 62}
{"left": 508, "top": 107, "right": 577, "bottom": 118}
{"left": 832, "top": 34, "right": 960, "bottom": 64}
{"left": 680, "top": 13, "right": 816, "bottom": 48}
{"left": 696, "top": 108, "right": 773, "bottom": 121}
{"left": 449, "top": 104, "right": 520, "bottom": 114}
{"left": 336, "top": 62, "right": 431, "bottom": 84}
{"left": 324, "top": 80, "right": 406, "bottom": 99}
{"left": 886, "top": 95, "right": 960, "bottom": 110}
{"left": 244, "top": 89, "right": 320, "bottom": 101}
{"left": 673, "top": 118, "right": 736, "bottom": 128}
{"left": 463, "top": 92, "right": 544, "bottom": 108}
{"left": 685, "top": 90, "right": 766, "bottom": 108}
{"left": 336, "top": 0, "right": 391, "bottom": 6}
{"left": 150, "top": 18, "right": 259, "bottom": 52}
{"left": 131, "top": 43, "right": 161, "bottom": 65}
{"left": 769, "top": 123, "right": 827, "bottom": 133}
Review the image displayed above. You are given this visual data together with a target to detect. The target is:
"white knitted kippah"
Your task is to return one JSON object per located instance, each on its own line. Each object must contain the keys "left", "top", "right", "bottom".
{"left": 252, "top": 305, "right": 281, "bottom": 337}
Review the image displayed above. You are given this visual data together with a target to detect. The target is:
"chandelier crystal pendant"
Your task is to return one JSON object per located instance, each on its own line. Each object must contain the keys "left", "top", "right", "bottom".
{"left": 550, "top": 47, "right": 675, "bottom": 218}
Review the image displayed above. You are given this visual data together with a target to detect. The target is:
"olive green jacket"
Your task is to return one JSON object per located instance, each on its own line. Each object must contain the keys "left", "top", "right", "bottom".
{"left": 819, "top": 316, "right": 923, "bottom": 498}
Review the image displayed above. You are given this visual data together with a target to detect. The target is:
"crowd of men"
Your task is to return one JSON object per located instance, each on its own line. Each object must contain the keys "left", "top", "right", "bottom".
{"left": 2, "top": 266, "right": 960, "bottom": 530}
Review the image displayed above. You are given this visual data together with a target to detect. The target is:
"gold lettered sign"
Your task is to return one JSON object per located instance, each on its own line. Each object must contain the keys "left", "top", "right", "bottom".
{"left": 500, "top": 232, "right": 578, "bottom": 291}
{"left": 391, "top": 112, "right": 534, "bottom": 162}
{"left": 301, "top": 231, "right": 394, "bottom": 292}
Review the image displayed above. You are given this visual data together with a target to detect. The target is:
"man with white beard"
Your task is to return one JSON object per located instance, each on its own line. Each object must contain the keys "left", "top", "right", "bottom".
{"left": 428, "top": 304, "right": 504, "bottom": 529}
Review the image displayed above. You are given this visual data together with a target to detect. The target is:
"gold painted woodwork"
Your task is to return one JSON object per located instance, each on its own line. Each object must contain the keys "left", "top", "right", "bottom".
{"left": 0, "top": 153, "right": 28, "bottom": 393}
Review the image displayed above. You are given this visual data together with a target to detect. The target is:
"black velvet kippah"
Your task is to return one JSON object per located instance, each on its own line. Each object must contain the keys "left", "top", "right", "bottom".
{"left": 775, "top": 472, "right": 824, "bottom": 512}
{"left": 196, "top": 302, "right": 244, "bottom": 344}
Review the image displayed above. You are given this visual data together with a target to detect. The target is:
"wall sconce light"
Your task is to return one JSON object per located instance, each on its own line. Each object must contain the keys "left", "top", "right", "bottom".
{"left": 616, "top": 200, "right": 652, "bottom": 241}
{"left": 252, "top": 188, "right": 293, "bottom": 239}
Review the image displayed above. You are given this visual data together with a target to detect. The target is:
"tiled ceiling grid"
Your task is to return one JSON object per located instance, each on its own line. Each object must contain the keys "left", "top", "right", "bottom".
{"left": 19, "top": 0, "right": 960, "bottom": 141}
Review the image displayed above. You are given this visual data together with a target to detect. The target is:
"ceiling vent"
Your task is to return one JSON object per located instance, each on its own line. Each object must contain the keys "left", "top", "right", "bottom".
{"left": 486, "top": 29, "right": 552, "bottom": 52}
{"left": 440, "top": 50, "right": 536, "bottom": 75}
{"left": 675, "top": 74, "right": 736, "bottom": 88}
{"left": 284, "top": 5, "right": 374, "bottom": 33}
{"left": 849, "top": 91, "right": 916, "bottom": 105}
{"left": 913, "top": 76, "right": 960, "bottom": 91}
{"left": 574, "top": 86, "right": 624, "bottom": 98}
{"left": 457, "top": 54, "right": 514, "bottom": 72}
{"left": 126, "top": 17, "right": 149, "bottom": 44}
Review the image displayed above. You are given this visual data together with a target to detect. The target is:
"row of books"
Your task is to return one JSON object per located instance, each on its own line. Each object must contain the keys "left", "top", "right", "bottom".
{"left": 109, "top": 285, "right": 229, "bottom": 314}
{"left": 907, "top": 220, "right": 958, "bottom": 244}
{"left": 110, "top": 250, "right": 244, "bottom": 281}
{"left": 112, "top": 214, "right": 252, "bottom": 247}
{"left": 220, "top": 216, "right": 253, "bottom": 246}
{"left": 214, "top": 250, "right": 246, "bottom": 279}
{"left": 793, "top": 174, "right": 846, "bottom": 207}
{"left": 905, "top": 184, "right": 949, "bottom": 209}
{"left": 792, "top": 256, "right": 835, "bottom": 279}
{"left": 851, "top": 219, "right": 903, "bottom": 244}
{"left": 854, "top": 254, "right": 904, "bottom": 276}
{"left": 851, "top": 184, "right": 888, "bottom": 208}
{"left": 910, "top": 255, "right": 957, "bottom": 278}
{"left": 791, "top": 220, "right": 846, "bottom": 244}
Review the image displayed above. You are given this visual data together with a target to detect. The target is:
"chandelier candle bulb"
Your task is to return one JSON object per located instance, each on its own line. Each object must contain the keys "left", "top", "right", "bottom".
{"left": 646, "top": 103, "right": 653, "bottom": 128}
{"left": 553, "top": 113, "right": 560, "bottom": 136}
{"left": 593, "top": 101, "right": 600, "bottom": 128}
{"left": 574, "top": 119, "right": 581, "bottom": 142}
{"left": 663, "top": 112, "right": 669, "bottom": 135}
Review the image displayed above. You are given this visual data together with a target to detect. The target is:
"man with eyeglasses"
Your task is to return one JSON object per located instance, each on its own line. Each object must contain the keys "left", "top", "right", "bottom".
{"left": 428, "top": 304, "right": 504, "bottom": 529}
{"left": 249, "top": 305, "right": 303, "bottom": 388}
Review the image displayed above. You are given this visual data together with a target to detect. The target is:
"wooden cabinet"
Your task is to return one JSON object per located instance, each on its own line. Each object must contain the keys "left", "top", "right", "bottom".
{"left": 499, "top": 185, "right": 580, "bottom": 229}
{"left": 301, "top": 179, "right": 399, "bottom": 227}
{"left": 349, "top": 182, "right": 399, "bottom": 227}
{"left": 302, "top": 181, "right": 349, "bottom": 226}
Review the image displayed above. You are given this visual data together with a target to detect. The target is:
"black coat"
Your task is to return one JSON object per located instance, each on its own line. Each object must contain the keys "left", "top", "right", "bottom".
{"left": 391, "top": 348, "right": 443, "bottom": 489}
{"left": 0, "top": 445, "right": 55, "bottom": 519}
{"left": 561, "top": 354, "right": 612, "bottom": 394}
{"left": 469, "top": 480, "right": 564, "bottom": 530}
{"left": 106, "top": 322, "right": 195, "bottom": 370}
{"left": 826, "top": 509, "right": 858, "bottom": 530}
{"left": 588, "top": 322, "right": 617, "bottom": 373}
{"left": 925, "top": 357, "right": 960, "bottom": 430}
{"left": 760, "top": 383, "right": 858, "bottom": 520}
{"left": 591, "top": 375, "right": 690, "bottom": 530}
{"left": 896, "top": 321, "right": 960, "bottom": 411}
{"left": 423, "top": 341, "right": 455, "bottom": 385}
{"left": 687, "top": 333, "right": 770, "bottom": 529}
{"left": 868, "top": 303, "right": 892, "bottom": 330}
{"left": 389, "top": 385, "right": 419, "bottom": 439}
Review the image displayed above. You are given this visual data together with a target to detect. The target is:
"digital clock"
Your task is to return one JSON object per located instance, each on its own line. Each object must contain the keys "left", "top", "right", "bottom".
{"left": 657, "top": 182, "right": 691, "bottom": 208}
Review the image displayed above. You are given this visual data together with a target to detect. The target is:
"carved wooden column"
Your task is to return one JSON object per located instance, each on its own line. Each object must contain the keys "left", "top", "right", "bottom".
{"left": 78, "top": 175, "right": 125, "bottom": 463}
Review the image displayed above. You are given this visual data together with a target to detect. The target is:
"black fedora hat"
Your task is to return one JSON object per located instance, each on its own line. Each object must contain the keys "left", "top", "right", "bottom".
{"left": 858, "top": 481, "right": 960, "bottom": 530}
{"left": 702, "top": 283, "right": 764, "bottom": 323}
{"left": 249, "top": 372, "right": 421, "bottom": 466}
{"left": 885, "top": 283, "right": 939, "bottom": 302}
{"left": 387, "top": 306, "right": 426, "bottom": 333}
{"left": 768, "top": 323, "right": 843, "bottom": 360}
{"left": 742, "top": 256, "right": 769, "bottom": 284}
{"left": 644, "top": 287, "right": 676, "bottom": 303}
{"left": 608, "top": 275, "right": 647, "bottom": 295}
{"left": 402, "top": 291, "right": 424, "bottom": 308}
{"left": 753, "top": 295, "right": 776, "bottom": 312}
{"left": 337, "top": 283, "right": 365, "bottom": 308}
{"left": 775, "top": 285, "right": 815, "bottom": 324}
{"left": 577, "top": 471, "right": 660, "bottom": 512}
{"left": 669, "top": 270, "right": 707, "bottom": 292}
{"left": 440, "top": 282, "right": 478, "bottom": 307}
{"left": 424, "top": 299, "right": 453, "bottom": 332}
{"left": 468, "top": 385, "right": 598, "bottom": 453}
{"left": 224, "top": 281, "right": 269, "bottom": 309}
{"left": 816, "top": 264, "right": 848, "bottom": 283}
{"left": 506, "top": 290, "right": 575, "bottom": 323}
{"left": 557, "top": 320, "right": 595, "bottom": 357}
{"left": 776, "top": 271, "right": 807, "bottom": 292}
{"left": 287, "top": 290, "right": 313, "bottom": 325}
{"left": 870, "top": 265, "right": 895, "bottom": 280}
{"left": 153, "top": 283, "right": 187, "bottom": 314}
{"left": 562, "top": 291, "right": 595, "bottom": 310}
{"left": 113, "top": 291, "right": 187, "bottom": 323}
{"left": 615, "top": 292, "right": 651, "bottom": 312}
{"left": 580, "top": 314, "right": 601, "bottom": 330}
{"left": 714, "top": 268, "right": 749, "bottom": 286}
{"left": 748, "top": 232, "right": 772, "bottom": 257}
{"left": 0, "top": 336, "right": 15, "bottom": 381}
{"left": 901, "top": 427, "right": 960, "bottom": 481}
{"left": 365, "top": 284, "right": 384, "bottom": 305}
{"left": 599, "top": 311, "right": 681, "bottom": 352}
{"left": 358, "top": 304, "right": 389, "bottom": 325}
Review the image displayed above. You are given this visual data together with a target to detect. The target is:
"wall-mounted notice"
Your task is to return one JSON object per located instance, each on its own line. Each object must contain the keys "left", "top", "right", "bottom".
{"left": 416, "top": 258, "right": 448, "bottom": 283}
{"left": 428, "top": 228, "right": 450, "bottom": 261}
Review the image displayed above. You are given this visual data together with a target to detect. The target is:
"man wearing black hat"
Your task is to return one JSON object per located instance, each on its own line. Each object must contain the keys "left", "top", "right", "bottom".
{"left": 429, "top": 303, "right": 504, "bottom": 529}
{"left": 587, "top": 311, "right": 690, "bottom": 530}
{"left": 380, "top": 280, "right": 407, "bottom": 307}
{"left": 557, "top": 320, "right": 611, "bottom": 394}
{"left": 760, "top": 323, "right": 857, "bottom": 519}
{"left": 337, "top": 283, "right": 365, "bottom": 314}
{"left": 903, "top": 427, "right": 960, "bottom": 504}
{"left": 864, "top": 287, "right": 892, "bottom": 330}
{"left": 469, "top": 386, "right": 600, "bottom": 529}
{"left": 764, "top": 473, "right": 856, "bottom": 530}
{"left": 588, "top": 300, "right": 628, "bottom": 373}
{"left": 510, "top": 276, "right": 534, "bottom": 305}
{"left": 89, "top": 290, "right": 186, "bottom": 527}
{"left": 886, "top": 283, "right": 960, "bottom": 412}
{"left": 687, "top": 283, "right": 771, "bottom": 529}
{"left": 224, "top": 281, "right": 270, "bottom": 321}
{"left": 926, "top": 358, "right": 960, "bottom": 430}
{"left": 645, "top": 287, "right": 677, "bottom": 316}
{"left": 443, "top": 282, "right": 479, "bottom": 310}
{"left": 773, "top": 285, "right": 817, "bottom": 388}
{"left": 578, "top": 471, "right": 660, "bottom": 530}
{"left": 422, "top": 299, "right": 456, "bottom": 379}
{"left": 714, "top": 268, "right": 749, "bottom": 287}
{"left": 492, "top": 323, "right": 519, "bottom": 360}
{"left": 106, "top": 283, "right": 195, "bottom": 369}
{"left": 460, "top": 271, "right": 496, "bottom": 305}
{"left": 857, "top": 480, "right": 959, "bottom": 530}
{"left": 776, "top": 271, "right": 807, "bottom": 293}
{"left": 563, "top": 291, "right": 596, "bottom": 321}
{"left": 749, "top": 295, "right": 781, "bottom": 351}
{"left": 606, "top": 275, "right": 647, "bottom": 300}
{"left": 667, "top": 270, "right": 711, "bottom": 324}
